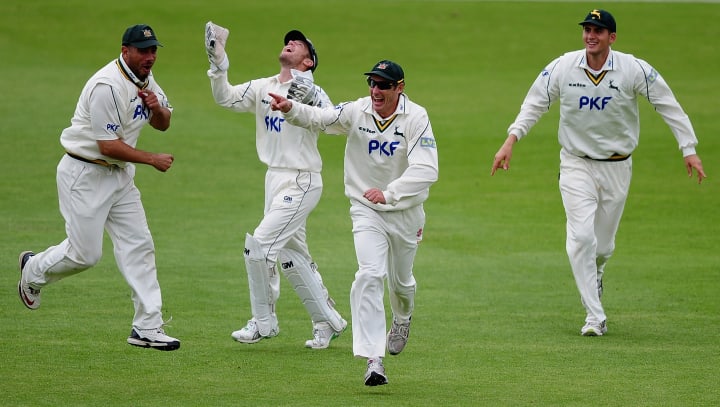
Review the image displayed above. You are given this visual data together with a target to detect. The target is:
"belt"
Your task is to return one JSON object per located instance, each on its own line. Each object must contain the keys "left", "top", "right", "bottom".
{"left": 583, "top": 153, "right": 631, "bottom": 162}
{"left": 66, "top": 152, "right": 116, "bottom": 168}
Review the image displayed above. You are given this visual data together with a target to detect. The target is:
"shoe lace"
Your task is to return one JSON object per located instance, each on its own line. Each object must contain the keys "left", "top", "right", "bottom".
{"left": 367, "top": 358, "right": 383, "bottom": 370}
{"left": 244, "top": 319, "right": 257, "bottom": 332}
{"left": 309, "top": 323, "right": 329, "bottom": 343}
{"left": 390, "top": 322, "right": 410, "bottom": 338}
{"left": 161, "top": 315, "right": 173, "bottom": 330}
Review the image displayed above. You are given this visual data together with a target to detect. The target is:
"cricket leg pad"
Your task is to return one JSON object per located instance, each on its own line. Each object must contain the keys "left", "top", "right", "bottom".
{"left": 244, "top": 233, "right": 278, "bottom": 336}
{"left": 279, "top": 248, "right": 345, "bottom": 332}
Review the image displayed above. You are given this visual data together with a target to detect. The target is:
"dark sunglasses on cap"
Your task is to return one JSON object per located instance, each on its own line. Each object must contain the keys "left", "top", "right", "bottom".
{"left": 367, "top": 77, "right": 396, "bottom": 90}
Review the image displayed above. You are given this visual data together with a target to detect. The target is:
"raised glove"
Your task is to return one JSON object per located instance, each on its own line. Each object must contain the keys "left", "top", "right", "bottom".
{"left": 287, "top": 69, "right": 321, "bottom": 106}
{"left": 205, "top": 21, "right": 230, "bottom": 71}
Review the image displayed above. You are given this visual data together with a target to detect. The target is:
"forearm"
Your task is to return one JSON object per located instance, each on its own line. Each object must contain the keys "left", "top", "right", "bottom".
{"left": 286, "top": 101, "right": 344, "bottom": 134}
{"left": 98, "top": 139, "right": 156, "bottom": 166}
{"left": 149, "top": 107, "right": 171, "bottom": 131}
{"left": 384, "top": 164, "right": 438, "bottom": 205}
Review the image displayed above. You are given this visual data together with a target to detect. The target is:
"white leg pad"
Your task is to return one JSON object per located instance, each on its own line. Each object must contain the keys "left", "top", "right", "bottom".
{"left": 278, "top": 248, "right": 345, "bottom": 332}
{"left": 244, "top": 233, "right": 277, "bottom": 336}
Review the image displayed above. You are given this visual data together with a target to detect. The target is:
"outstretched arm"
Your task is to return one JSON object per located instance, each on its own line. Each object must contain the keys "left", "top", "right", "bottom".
{"left": 491, "top": 134, "right": 518, "bottom": 175}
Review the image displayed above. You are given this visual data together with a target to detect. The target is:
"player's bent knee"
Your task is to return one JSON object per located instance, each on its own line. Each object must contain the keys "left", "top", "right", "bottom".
{"left": 244, "top": 233, "right": 266, "bottom": 261}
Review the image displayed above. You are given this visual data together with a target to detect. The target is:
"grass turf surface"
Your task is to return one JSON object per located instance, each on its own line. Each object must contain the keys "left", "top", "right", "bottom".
{"left": 1, "top": 1, "right": 718, "bottom": 405}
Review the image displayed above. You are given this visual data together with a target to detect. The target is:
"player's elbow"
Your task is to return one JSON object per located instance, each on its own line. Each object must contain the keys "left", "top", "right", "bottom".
{"left": 153, "top": 122, "right": 170, "bottom": 131}
{"left": 150, "top": 115, "right": 171, "bottom": 131}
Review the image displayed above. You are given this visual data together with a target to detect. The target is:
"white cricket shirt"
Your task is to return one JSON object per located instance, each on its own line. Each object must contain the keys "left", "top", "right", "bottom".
{"left": 60, "top": 56, "right": 172, "bottom": 167}
{"left": 508, "top": 49, "right": 698, "bottom": 158}
{"left": 208, "top": 70, "right": 332, "bottom": 173}
{"left": 284, "top": 93, "right": 439, "bottom": 211}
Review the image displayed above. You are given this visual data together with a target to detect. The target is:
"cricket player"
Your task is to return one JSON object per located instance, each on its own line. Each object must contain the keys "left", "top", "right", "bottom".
{"left": 270, "top": 60, "right": 439, "bottom": 386}
{"left": 17, "top": 24, "right": 180, "bottom": 350}
{"left": 491, "top": 9, "right": 706, "bottom": 336}
{"left": 204, "top": 22, "right": 347, "bottom": 348}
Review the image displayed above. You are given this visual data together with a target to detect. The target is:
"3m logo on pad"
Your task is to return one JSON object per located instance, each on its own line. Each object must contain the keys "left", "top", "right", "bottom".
{"left": 579, "top": 96, "right": 612, "bottom": 110}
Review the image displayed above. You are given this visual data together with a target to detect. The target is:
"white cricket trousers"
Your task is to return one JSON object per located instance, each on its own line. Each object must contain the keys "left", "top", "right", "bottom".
{"left": 559, "top": 149, "right": 632, "bottom": 325}
{"left": 22, "top": 155, "right": 165, "bottom": 329}
{"left": 349, "top": 201, "right": 424, "bottom": 358}
{"left": 245, "top": 168, "right": 323, "bottom": 331}
{"left": 253, "top": 168, "right": 322, "bottom": 265}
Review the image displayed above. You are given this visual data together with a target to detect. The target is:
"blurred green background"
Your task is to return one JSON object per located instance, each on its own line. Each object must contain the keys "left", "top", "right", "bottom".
{"left": 1, "top": 1, "right": 718, "bottom": 406}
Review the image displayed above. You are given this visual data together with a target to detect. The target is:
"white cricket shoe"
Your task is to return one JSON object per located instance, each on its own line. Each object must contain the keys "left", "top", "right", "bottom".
{"left": 127, "top": 327, "right": 181, "bottom": 351}
{"left": 18, "top": 251, "right": 40, "bottom": 310}
{"left": 231, "top": 319, "right": 279, "bottom": 343}
{"left": 364, "top": 358, "right": 388, "bottom": 386}
{"left": 581, "top": 320, "right": 608, "bottom": 336}
{"left": 387, "top": 317, "right": 411, "bottom": 355}
{"left": 304, "top": 318, "right": 347, "bottom": 349}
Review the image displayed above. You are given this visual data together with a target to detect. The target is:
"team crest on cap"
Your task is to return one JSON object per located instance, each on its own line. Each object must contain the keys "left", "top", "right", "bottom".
{"left": 377, "top": 63, "right": 388, "bottom": 70}
{"left": 591, "top": 9, "right": 601, "bottom": 20}
{"left": 143, "top": 29, "right": 153, "bottom": 38}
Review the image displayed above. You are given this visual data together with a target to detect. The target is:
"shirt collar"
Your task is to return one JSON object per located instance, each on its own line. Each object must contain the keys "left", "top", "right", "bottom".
{"left": 116, "top": 54, "right": 149, "bottom": 89}
{"left": 578, "top": 48, "right": 615, "bottom": 71}
{"left": 363, "top": 93, "right": 408, "bottom": 118}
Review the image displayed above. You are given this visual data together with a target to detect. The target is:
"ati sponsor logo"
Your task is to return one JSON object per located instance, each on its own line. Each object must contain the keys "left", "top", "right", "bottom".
{"left": 283, "top": 196, "right": 293, "bottom": 203}
{"left": 369, "top": 140, "right": 400, "bottom": 156}
{"left": 265, "top": 116, "right": 285, "bottom": 132}
{"left": 281, "top": 261, "right": 294, "bottom": 269}
{"left": 579, "top": 96, "right": 612, "bottom": 110}
{"left": 133, "top": 104, "right": 149, "bottom": 120}
{"left": 106, "top": 123, "right": 120, "bottom": 132}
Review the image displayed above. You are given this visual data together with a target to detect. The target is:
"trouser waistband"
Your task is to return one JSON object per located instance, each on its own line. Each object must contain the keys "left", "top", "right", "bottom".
{"left": 583, "top": 153, "right": 631, "bottom": 162}
{"left": 66, "top": 152, "right": 117, "bottom": 168}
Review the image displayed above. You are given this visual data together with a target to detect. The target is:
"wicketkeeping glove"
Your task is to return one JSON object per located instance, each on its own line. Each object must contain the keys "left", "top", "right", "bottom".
{"left": 205, "top": 21, "right": 230, "bottom": 72}
{"left": 287, "top": 69, "right": 321, "bottom": 106}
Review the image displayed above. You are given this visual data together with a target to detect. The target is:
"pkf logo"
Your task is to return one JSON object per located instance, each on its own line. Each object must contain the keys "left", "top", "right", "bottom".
{"left": 368, "top": 140, "right": 400, "bottom": 156}
{"left": 578, "top": 96, "right": 612, "bottom": 110}
{"left": 265, "top": 116, "right": 284, "bottom": 132}
{"left": 133, "top": 104, "right": 149, "bottom": 120}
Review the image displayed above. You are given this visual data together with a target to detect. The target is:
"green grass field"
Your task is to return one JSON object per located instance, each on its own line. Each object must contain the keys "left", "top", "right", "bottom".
{"left": 1, "top": 1, "right": 718, "bottom": 405}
